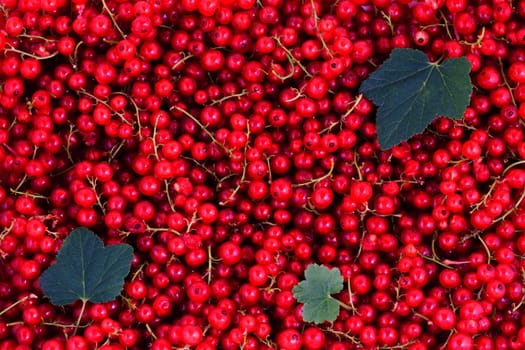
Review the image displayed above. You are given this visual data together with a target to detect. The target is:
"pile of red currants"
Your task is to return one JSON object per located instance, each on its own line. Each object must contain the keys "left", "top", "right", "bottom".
{"left": 1, "top": 0, "right": 525, "bottom": 349}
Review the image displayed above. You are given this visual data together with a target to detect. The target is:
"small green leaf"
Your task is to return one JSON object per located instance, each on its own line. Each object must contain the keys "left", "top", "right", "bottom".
{"left": 292, "top": 264, "right": 344, "bottom": 324}
{"left": 359, "top": 48, "right": 472, "bottom": 150}
{"left": 39, "top": 227, "right": 134, "bottom": 306}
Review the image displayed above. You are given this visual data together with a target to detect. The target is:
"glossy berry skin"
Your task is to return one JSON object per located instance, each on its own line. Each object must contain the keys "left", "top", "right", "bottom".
{"left": 277, "top": 329, "right": 302, "bottom": 350}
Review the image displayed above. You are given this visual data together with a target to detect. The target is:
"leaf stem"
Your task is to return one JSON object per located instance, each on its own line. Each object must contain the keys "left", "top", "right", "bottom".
{"left": 73, "top": 299, "right": 88, "bottom": 336}
{"left": 335, "top": 298, "right": 355, "bottom": 312}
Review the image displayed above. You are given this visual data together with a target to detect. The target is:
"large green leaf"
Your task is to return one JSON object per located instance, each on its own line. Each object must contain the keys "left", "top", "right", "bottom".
{"left": 292, "top": 264, "right": 344, "bottom": 324}
{"left": 360, "top": 48, "right": 472, "bottom": 150}
{"left": 39, "top": 227, "right": 133, "bottom": 305}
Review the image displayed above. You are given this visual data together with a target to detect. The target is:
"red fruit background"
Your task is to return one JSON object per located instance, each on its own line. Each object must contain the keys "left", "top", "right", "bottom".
{"left": 0, "top": 0, "right": 525, "bottom": 349}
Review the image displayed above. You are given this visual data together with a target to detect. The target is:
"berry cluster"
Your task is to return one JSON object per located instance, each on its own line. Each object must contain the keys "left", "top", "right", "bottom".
{"left": 0, "top": 0, "right": 525, "bottom": 349}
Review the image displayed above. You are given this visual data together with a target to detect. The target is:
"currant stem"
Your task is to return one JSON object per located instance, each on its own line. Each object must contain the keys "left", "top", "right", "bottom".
{"left": 412, "top": 311, "right": 431, "bottom": 322}
{"left": 341, "top": 94, "right": 364, "bottom": 121}
{"left": 87, "top": 177, "right": 107, "bottom": 215}
{"left": 180, "top": 155, "right": 220, "bottom": 183}
{"left": 309, "top": 0, "right": 333, "bottom": 58}
{"left": 503, "top": 159, "right": 525, "bottom": 175}
{"left": 459, "top": 27, "right": 486, "bottom": 47}
{"left": 326, "top": 327, "right": 358, "bottom": 344}
{"left": 476, "top": 234, "right": 492, "bottom": 264}
{"left": 151, "top": 117, "right": 160, "bottom": 161}
{"left": 5, "top": 44, "right": 59, "bottom": 60}
{"left": 131, "top": 263, "right": 146, "bottom": 281}
{"left": 0, "top": 295, "right": 34, "bottom": 317}
{"left": 171, "top": 106, "right": 231, "bottom": 155}
{"left": 69, "top": 40, "right": 84, "bottom": 69}
{"left": 418, "top": 251, "right": 454, "bottom": 269}
{"left": 64, "top": 123, "right": 77, "bottom": 163}
{"left": 164, "top": 180, "right": 175, "bottom": 212}
{"left": 270, "top": 59, "right": 296, "bottom": 82}
{"left": 292, "top": 160, "right": 335, "bottom": 187}
{"left": 108, "top": 139, "right": 127, "bottom": 162}
{"left": 469, "top": 177, "right": 500, "bottom": 213}
{"left": 79, "top": 90, "right": 133, "bottom": 127}
{"left": 206, "top": 245, "right": 215, "bottom": 285}
{"left": 437, "top": 10, "right": 454, "bottom": 41}
{"left": 219, "top": 135, "right": 250, "bottom": 205}
{"left": 18, "top": 33, "right": 56, "bottom": 42}
{"left": 219, "top": 156, "right": 247, "bottom": 205}
{"left": 282, "top": 88, "right": 304, "bottom": 103}
{"left": 10, "top": 189, "right": 49, "bottom": 201}
{"left": 380, "top": 11, "right": 395, "bottom": 35}
{"left": 101, "top": 0, "right": 126, "bottom": 38}
{"left": 209, "top": 90, "right": 248, "bottom": 106}
{"left": 380, "top": 341, "right": 417, "bottom": 350}
{"left": 43, "top": 321, "right": 89, "bottom": 329}
{"left": 353, "top": 151, "right": 363, "bottom": 182}
{"left": 273, "top": 36, "right": 312, "bottom": 78}
{"left": 495, "top": 189, "right": 525, "bottom": 223}
{"left": 145, "top": 323, "right": 157, "bottom": 340}
{"left": 171, "top": 52, "right": 194, "bottom": 70}
{"left": 112, "top": 91, "right": 142, "bottom": 132}
{"left": 498, "top": 58, "right": 517, "bottom": 108}
{"left": 427, "top": 238, "right": 454, "bottom": 269}
{"left": 512, "top": 269, "right": 525, "bottom": 311}
{"left": 12, "top": 174, "right": 28, "bottom": 193}
{"left": 439, "top": 330, "right": 455, "bottom": 350}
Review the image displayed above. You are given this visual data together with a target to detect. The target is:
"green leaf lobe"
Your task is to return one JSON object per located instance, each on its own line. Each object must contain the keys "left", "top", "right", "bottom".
{"left": 39, "top": 227, "right": 133, "bottom": 306}
{"left": 292, "top": 264, "right": 344, "bottom": 324}
{"left": 359, "top": 48, "right": 472, "bottom": 150}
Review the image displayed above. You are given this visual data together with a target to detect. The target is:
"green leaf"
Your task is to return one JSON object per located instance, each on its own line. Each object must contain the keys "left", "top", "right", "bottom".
{"left": 359, "top": 48, "right": 472, "bottom": 150}
{"left": 292, "top": 264, "right": 344, "bottom": 324}
{"left": 39, "top": 227, "right": 134, "bottom": 306}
